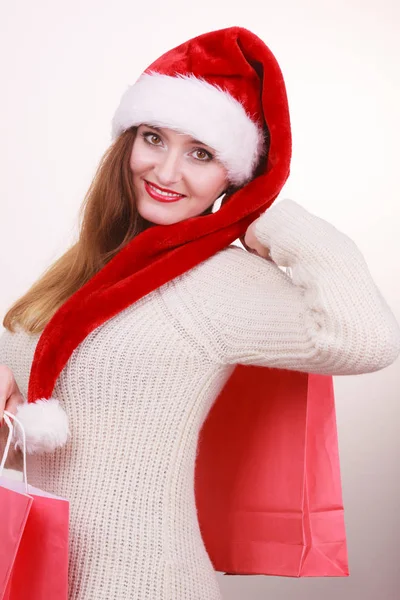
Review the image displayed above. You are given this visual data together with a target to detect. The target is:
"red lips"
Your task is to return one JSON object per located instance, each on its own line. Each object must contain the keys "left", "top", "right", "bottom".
{"left": 144, "top": 181, "right": 185, "bottom": 203}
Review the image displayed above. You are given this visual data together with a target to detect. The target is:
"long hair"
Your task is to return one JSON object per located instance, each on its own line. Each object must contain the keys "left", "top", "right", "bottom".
{"left": 3, "top": 127, "right": 224, "bottom": 335}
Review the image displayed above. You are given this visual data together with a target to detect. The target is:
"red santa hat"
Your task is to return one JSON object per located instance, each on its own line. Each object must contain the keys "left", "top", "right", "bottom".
{"left": 111, "top": 58, "right": 267, "bottom": 187}
{"left": 14, "top": 25, "right": 292, "bottom": 453}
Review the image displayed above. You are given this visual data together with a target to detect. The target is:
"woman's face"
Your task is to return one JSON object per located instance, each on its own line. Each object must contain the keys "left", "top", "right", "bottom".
{"left": 130, "top": 124, "right": 229, "bottom": 225}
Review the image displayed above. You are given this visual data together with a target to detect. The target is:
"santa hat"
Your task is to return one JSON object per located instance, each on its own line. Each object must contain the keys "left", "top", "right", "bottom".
{"left": 15, "top": 25, "right": 292, "bottom": 453}
{"left": 111, "top": 60, "right": 267, "bottom": 187}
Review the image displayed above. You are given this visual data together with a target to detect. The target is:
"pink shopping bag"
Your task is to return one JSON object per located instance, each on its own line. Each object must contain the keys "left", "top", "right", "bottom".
{"left": 0, "top": 412, "right": 69, "bottom": 600}
{"left": 195, "top": 366, "right": 349, "bottom": 577}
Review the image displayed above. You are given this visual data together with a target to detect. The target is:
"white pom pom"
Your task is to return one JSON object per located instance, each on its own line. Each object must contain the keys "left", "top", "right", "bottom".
{"left": 14, "top": 398, "right": 70, "bottom": 454}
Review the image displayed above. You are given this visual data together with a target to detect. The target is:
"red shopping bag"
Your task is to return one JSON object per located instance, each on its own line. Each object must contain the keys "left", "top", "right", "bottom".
{"left": 195, "top": 366, "right": 349, "bottom": 577}
{"left": 0, "top": 418, "right": 33, "bottom": 599}
{"left": 0, "top": 412, "right": 69, "bottom": 600}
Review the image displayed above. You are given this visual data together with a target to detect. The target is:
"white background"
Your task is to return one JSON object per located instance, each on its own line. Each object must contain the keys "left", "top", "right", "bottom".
{"left": 1, "top": 1, "right": 399, "bottom": 598}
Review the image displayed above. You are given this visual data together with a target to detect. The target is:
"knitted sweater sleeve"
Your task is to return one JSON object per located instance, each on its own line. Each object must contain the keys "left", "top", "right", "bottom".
{"left": 201, "top": 198, "right": 400, "bottom": 375}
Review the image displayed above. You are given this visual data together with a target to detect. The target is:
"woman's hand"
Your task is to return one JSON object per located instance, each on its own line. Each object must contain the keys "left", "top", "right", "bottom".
{"left": 242, "top": 217, "right": 272, "bottom": 260}
{"left": 0, "top": 365, "right": 24, "bottom": 426}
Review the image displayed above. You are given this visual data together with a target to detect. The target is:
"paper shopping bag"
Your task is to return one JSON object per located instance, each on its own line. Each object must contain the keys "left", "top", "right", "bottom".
{"left": 0, "top": 418, "right": 33, "bottom": 599}
{"left": 0, "top": 412, "right": 69, "bottom": 600}
{"left": 195, "top": 365, "right": 349, "bottom": 577}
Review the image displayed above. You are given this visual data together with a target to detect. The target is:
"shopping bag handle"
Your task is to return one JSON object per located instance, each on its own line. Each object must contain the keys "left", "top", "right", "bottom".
{"left": 0, "top": 411, "right": 28, "bottom": 492}
{"left": 0, "top": 413, "right": 15, "bottom": 472}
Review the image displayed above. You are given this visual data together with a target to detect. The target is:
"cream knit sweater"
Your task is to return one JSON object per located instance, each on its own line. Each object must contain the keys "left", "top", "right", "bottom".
{"left": 1, "top": 199, "right": 399, "bottom": 600}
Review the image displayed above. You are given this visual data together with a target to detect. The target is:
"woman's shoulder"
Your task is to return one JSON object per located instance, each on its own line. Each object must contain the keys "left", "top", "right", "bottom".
{"left": 155, "top": 244, "right": 295, "bottom": 363}
{"left": 183, "top": 244, "right": 288, "bottom": 289}
{"left": 0, "top": 324, "right": 40, "bottom": 345}
{"left": 161, "top": 243, "right": 290, "bottom": 315}
{"left": 0, "top": 325, "right": 41, "bottom": 359}
{"left": 0, "top": 326, "right": 41, "bottom": 397}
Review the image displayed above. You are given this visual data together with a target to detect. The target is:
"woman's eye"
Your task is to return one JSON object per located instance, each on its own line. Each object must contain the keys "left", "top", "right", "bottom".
{"left": 142, "top": 132, "right": 162, "bottom": 145}
{"left": 193, "top": 149, "right": 212, "bottom": 162}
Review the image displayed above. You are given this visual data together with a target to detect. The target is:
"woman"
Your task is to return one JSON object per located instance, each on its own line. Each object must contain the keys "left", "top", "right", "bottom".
{"left": 1, "top": 26, "right": 399, "bottom": 600}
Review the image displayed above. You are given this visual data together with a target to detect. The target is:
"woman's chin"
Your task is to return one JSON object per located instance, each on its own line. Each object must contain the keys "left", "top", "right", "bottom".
{"left": 137, "top": 205, "right": 182, "bottom": 226}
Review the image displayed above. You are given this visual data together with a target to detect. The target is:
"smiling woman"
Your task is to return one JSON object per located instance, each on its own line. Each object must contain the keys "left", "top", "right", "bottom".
{"left": 130, "top": 124, "right": 230, "bottom": 225}
{"left": 1, "top": 24, "right": 399, "bottom": 600}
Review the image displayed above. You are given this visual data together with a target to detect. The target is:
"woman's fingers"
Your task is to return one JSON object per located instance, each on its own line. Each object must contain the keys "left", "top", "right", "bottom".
{"left": 243, "top": 219, "right": 272, "bottom": 260}
{"left": 0, "top": 364, "right": 23, "bottom": 423}
{"left": 5, "top": 391, "right": 23, "bottom": 415}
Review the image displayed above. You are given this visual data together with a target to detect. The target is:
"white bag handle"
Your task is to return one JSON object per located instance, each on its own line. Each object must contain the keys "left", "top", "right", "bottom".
{"left": 0, "top": 413, "right": 15, "bottom": 472}
{"left": 0, "top": 410, "right": 28, "bottom": 493}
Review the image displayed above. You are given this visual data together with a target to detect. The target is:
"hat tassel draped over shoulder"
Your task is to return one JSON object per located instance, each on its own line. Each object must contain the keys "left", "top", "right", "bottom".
{"left": 15, "top": 397, "right": 70, "bottom": 454}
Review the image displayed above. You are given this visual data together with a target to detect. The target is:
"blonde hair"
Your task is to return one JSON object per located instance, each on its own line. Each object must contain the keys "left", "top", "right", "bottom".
{"left": 3, "top": 127, "right": 229, "bottom": 334}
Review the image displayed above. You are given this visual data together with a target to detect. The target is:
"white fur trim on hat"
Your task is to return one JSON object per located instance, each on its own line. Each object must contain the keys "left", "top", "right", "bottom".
{"left": 111, "top": 71, "right": 266, "bottom": 186}
{"left": 14, "top": 398, "right": 70, "bottom": 454}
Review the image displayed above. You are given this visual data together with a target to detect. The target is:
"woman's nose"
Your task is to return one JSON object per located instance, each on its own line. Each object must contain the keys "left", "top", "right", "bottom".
{"left": 154, "top": 150, "right": 183, "bottom": 185}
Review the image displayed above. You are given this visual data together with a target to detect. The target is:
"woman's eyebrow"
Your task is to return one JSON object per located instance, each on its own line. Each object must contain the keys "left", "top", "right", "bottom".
{"left": 143, "top": 124, "right": 209, "bottom": 147}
